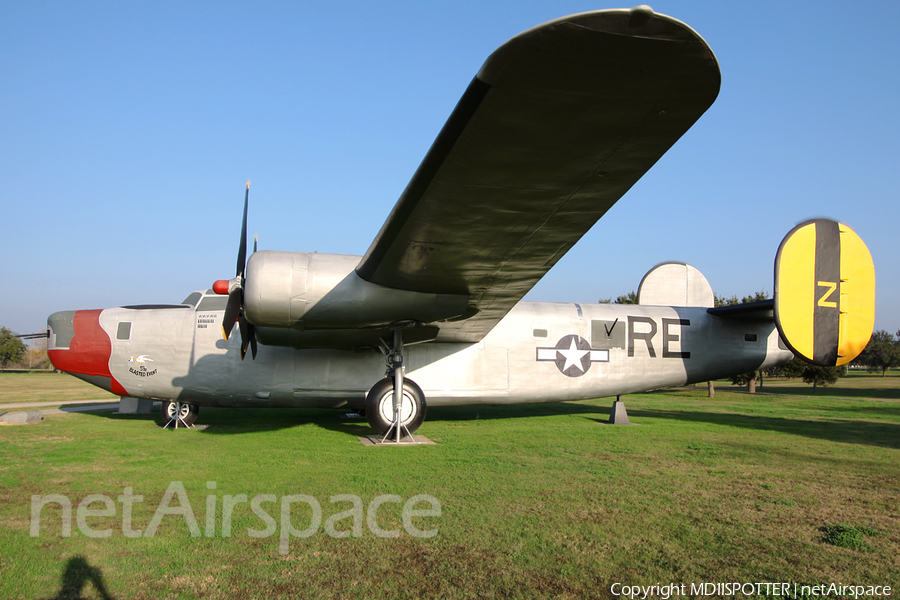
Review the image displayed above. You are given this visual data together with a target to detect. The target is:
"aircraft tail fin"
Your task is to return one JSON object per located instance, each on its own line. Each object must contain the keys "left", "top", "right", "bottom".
{"left": 774, "top": 219, "right": 874, "bottom": 366}
{"left": 637, "top": 262, "right": 714, "bottom": 307}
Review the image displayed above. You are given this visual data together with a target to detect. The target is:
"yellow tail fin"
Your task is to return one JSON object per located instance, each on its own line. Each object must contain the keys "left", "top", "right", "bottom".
{"left": 774, "top": 219, "right": 874, "bottom": 366}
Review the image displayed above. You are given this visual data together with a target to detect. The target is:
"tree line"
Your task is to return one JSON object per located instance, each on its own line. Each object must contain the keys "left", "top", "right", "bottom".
{"left": 854, "top": 329, "right": 900, "bottom": 376}
{"left": 0, "top": 327, "right": 52, "bottom": 370}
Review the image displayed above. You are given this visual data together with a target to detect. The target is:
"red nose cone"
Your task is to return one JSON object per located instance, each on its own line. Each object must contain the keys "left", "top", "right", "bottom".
{"left": 47, "top": 309, "right": 128, "bottom": 396}
{"left": 213, "top": 280, "right": 230, "bottom": 295}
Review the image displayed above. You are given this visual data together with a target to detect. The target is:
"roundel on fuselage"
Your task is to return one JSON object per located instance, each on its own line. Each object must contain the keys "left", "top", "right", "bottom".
{"left": 774, "top": 219, "right": 874, "bottom": 366}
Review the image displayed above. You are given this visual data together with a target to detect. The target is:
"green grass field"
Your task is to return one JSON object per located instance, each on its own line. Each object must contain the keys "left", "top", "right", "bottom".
{"left": 0, "top": 372, "right": 117, "bottom": 405}
{"left": 0, "top": 374, "right": 897, "bottom": 599}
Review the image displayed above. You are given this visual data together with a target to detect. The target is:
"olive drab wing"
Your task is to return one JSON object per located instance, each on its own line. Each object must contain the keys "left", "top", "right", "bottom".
{"left": 355, "top": 8, "right": 721, "bottom": 343}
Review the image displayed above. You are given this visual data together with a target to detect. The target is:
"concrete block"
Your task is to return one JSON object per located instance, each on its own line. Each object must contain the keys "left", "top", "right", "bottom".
{"left": 118, "top": 397, "right": 153, "bottom": 414}
{"left": 1, "top": 411, "right": 44, "bottom": 424}
{"left": 608, "top": 400, "right": 631, "bottom": 425}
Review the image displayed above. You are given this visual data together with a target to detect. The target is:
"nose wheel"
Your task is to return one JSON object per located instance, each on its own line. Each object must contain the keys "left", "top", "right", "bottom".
{"left": 160, "top": 400, "right": 199, "bottom": 429}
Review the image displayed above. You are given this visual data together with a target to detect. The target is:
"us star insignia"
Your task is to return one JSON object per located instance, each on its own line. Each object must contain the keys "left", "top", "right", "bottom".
{"left": 536, "top": 334, "right": 609, "bottom": 377}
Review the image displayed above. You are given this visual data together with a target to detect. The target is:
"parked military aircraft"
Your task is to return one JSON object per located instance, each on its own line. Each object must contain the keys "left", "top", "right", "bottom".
{"left": 46, "top": 7, "right": 874, "bottom": 440}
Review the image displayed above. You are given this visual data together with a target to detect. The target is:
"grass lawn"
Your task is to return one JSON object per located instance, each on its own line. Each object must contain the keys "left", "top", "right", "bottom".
{"left": 0, "top": 372, "right": 117, "bottom": 406}
{"left": 743, "top": 370, "right": 900, "bottom": 401}
{"left": 0, "top": 375, "right": 897, "bottom": 599}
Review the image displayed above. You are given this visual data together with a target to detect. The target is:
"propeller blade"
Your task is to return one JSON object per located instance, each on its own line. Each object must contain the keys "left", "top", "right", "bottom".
{"left": 239, "top": 314, "right": 250, "bottom": 359}
{"left": 236, "top": 181, "right": 249, "bottom": 277}
{"left": 221, "top": 181, "right": 258, "bottom": 358}
{"left": 238, "top": 315, "right": 258, "bottom": 360}
{"left": 222, "top": 288, "right": 241, "bottom": 340}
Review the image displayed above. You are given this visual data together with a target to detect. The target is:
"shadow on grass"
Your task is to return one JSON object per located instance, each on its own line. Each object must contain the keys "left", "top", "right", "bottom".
{"left": 427, "top": 401, "right": 611, "bottom": 423}
{"left": 623, "top": 408, "right": 900, "bottom": 449}
{"left": 71, "top": 405, "right": 344, "bottom": 435}
{"left": 196, "top": 401, "right": 613, "bottom": 438}
{"left": 74, "top": 400, "right": 615, "bottom": 439}
{"left": 40, "top": 555, "right": 115, "bottom": 600}
{"left": 66, "top": 397, "right": 900, "bottom": 448}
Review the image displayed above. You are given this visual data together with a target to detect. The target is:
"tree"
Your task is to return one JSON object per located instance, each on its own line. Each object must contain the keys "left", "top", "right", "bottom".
{"left": 856, "top": 330, "right": 900, "bottom": 377}
{"left": 19, "top": 340, "right": 51, "bottom": 370}
{"left": 614, "top": 291, "right": 638, "bottom": 305}
{"left": 715, "top": 290, "right": 769, "bottom": 307}
{"left": 598, "top": 291, "right": 638, "bottom": 304}
{"left": 740, "top": 291, "right": 770, "bottom": 304}
{"left": 774, "top": 357, "right": 806, "bottom": 379}
{"left": 767, "top": 355, "right": 844, "bottom": 392}
{"left": 731, "top": 370, "right": 759, "bottom": 393}
{"left": 0, "top": 327, "right": 27, "bottom": 367}
{"left": 714, "top": 293, "right": 738, "bottom": 307}
{"left": 801, "top": 364, "right": 845, "bottom": 392}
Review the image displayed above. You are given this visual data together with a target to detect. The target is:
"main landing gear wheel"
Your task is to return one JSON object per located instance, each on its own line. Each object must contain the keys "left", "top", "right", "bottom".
{"left": 159, "top": 400, "right": 199, "bottom": 428}
{"left": 365, "top": 378, "right": 426, "bottom": 437}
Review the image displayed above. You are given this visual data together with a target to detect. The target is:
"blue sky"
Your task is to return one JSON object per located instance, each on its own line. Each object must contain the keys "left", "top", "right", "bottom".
{"left": 3, "top": 1, "right": 898, "bottom": 338}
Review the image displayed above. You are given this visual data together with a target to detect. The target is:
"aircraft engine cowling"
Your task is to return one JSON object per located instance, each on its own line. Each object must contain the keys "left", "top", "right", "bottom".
{"left": 243, "top": 251, "right": 470, "bottom": 330}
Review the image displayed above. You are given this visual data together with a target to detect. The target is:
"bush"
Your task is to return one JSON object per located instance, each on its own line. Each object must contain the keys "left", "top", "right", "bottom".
{"left": 820, "top": 524, "right": 880, "bottom": 550}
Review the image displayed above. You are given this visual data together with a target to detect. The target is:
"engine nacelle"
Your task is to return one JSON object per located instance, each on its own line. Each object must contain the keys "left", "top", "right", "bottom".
{"left": 244, "top": 251, "right": 470, "bottom": 329}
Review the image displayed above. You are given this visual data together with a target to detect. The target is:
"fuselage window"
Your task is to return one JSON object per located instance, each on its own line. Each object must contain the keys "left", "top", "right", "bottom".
{"left": 533, "top": 329, "right": 548, "bottom": 338}
{"left": 117, "top": 322, "right": 132, "bottom": 340}
{"left": 744, "top": 333, "right": 758, "bottom": 342}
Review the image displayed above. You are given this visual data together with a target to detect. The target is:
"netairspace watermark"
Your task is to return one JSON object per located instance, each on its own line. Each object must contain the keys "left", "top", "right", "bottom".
{"left": 610, "top": 582, "right": 893, "bottom": 599}
{"left": 30, "top": 481, "right": 441, "bottom": 555}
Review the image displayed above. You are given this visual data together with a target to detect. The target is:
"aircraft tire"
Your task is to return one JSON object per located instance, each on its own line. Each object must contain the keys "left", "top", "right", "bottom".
{"left": 365, "top": 378, "right": 426, "bottom": 436}
{"left": 159, "top": 400, "right": 199, "bottom": 427}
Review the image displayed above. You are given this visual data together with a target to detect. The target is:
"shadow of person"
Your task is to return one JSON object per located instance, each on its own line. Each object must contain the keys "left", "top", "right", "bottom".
{"left": 44, "top": 555, "right": 115, "bottom": 600}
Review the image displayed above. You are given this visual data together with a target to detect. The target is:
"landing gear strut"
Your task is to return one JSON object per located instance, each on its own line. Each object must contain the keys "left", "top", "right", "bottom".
{"left": 366, "top": 326, "right": 426, "bottom": 442}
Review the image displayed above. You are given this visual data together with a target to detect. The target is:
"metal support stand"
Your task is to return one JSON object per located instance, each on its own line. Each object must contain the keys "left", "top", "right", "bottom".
{"left": 378, "top": 328, "right": 416, "bottom": 444}
{"left": 163, "top": 416, "right": 194, "bottom": 429}
{"left": 163, "top": 402, "right": 195, "bottom": 429}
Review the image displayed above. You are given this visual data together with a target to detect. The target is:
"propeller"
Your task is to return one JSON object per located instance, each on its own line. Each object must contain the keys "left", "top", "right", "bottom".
{"left": 213, "top": 181, "right": 258, "bottom": 360}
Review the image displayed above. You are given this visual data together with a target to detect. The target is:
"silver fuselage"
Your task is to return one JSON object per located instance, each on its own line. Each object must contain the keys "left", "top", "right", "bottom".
{"left": 50, "top": 295, "right": 791, "bottom": 409}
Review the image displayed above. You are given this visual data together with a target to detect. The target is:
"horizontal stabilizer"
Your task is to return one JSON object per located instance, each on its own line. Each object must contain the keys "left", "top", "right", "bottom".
{"left": 707, "top": 299, "right": 773, "bottom": 320}
{"left": 774, "top": 219, "right": 874, "bottom": 366}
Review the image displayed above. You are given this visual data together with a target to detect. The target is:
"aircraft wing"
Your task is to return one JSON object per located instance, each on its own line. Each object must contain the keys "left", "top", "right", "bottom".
{"left": 356, "top": 8, "right": 721, "bottom": 343}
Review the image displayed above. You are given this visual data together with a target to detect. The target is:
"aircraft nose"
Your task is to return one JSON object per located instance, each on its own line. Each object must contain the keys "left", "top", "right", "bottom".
{"left": 47, "top": 309, "right": 126, "bottom": 395}
{"left": 47, "top": 311, "right": 77, "bottom": 351}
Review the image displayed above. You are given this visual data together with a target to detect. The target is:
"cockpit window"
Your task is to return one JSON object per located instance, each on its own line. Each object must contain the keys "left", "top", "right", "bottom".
{"left": 181, "top": 292, "right": 203, "bottom": 307}
{"left": 197, "top": 296, "right": 229, "bottom": 311}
